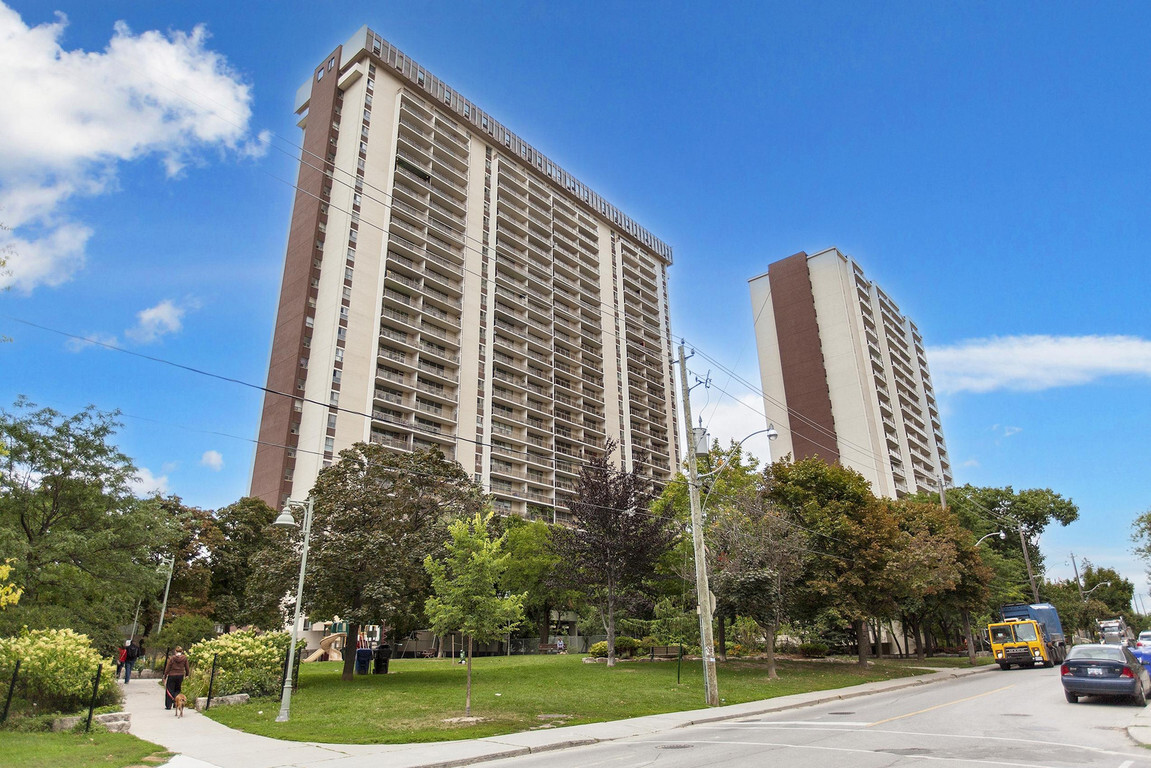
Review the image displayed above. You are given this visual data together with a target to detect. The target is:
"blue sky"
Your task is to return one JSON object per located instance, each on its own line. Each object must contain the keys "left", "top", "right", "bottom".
{"left": 1, "top": 2, "right": 1148, "bottom": 595}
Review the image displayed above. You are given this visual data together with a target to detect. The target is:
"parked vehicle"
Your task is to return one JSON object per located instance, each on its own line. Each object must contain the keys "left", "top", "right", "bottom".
{"left": 1061, "top": 644, "right": 1151, "bottom": 705}
{"left": 1135, "top": 631, "right": 1151, "bottom": 649}
{"left": 988, "top": 603, "right": 1066, "bottom": 669}
{"left": 1097, "top": 618, "right": 1135, "bottom": 646}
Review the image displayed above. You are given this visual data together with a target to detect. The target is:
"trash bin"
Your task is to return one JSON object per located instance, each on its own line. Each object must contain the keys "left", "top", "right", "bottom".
{"left": 373, "top": 644, "right": 391, "bottom": 674}
{"left": 355, "top": 647, "right": 373, "bottom": 675}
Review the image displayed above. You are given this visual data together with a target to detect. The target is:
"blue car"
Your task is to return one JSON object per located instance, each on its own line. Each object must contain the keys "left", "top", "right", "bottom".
{"left": 1061, "top": 644, "right": 1151, "bottom": 705}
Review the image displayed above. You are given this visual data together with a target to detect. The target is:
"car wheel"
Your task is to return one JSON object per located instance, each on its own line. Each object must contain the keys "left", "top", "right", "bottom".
{"left": 1133, "top": 682, "right": 1147, "bottom": 707}
{"left": 998, "top": 663, "right": 1010, "bottom": 671}
{"left": 1065, "top": 690, "right": 1078, "bottom": 704}
{"left": 1042, "top": 657, "right": 1054, "bottom": 668}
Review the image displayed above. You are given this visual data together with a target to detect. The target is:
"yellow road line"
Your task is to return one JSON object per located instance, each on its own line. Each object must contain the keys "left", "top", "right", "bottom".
{"left": 867, "top": 684, "right": 1015, "bottom": 727}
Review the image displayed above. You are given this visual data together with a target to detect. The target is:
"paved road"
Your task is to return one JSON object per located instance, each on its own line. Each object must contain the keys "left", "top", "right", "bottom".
{"left": 483, "top": 666, "right": 1151, "bottom": 768}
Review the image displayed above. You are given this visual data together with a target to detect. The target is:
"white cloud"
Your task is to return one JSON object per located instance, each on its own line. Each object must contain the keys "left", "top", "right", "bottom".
{"left": 961, "top": 458, "right": 980, "bottom": 468}
{"left": 1002, "top": 426, "right": 1022, "bottom": 438}
{"left": 130, "top": 466, "right": 169, "bottom": 496}
{"left": 696, "top": 394, "right": 782, "bottom": 468}
{"left": 200, "top": 450, "right": 223, "bottom": 471}
{"left": 126, "top": 299, "right": 188, "bottom": 343}
{"left": 0, "top": 5, "right": 260, "bottom": 291}
{"left": 65, "top": 331, "right": 119, "bottom": 352}
{"left": 928, "top": 335, "right": 1151, "bottom": 394}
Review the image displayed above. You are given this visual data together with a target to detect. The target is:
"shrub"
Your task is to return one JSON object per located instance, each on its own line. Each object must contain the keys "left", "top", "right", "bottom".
{"left": 0, "top": 628, "right": 120, "bottom": 716}
{"left": 798, "top": 642, "right": 829, "bottom": 658}
{"left": 614, "top": 636, "right": 638, "bottom": 657}
{"left": 589, "top": 641, "right": 609, "bottom": 658}
{"left": 637, "top": 636, "right": 658, "bottom": 656}
{"left": 183, "top": 630, "right": 304, "bottom": 699}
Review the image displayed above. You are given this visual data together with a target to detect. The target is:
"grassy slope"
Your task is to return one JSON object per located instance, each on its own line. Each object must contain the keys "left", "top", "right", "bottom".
{"left": 204, "top": 654, "right": 929, "bottom": 744}
{"left": 0, "top": 731, "right": 171, "bottom": 768}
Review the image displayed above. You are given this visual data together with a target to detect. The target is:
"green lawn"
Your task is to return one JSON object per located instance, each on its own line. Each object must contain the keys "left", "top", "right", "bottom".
{"left": 0, "top": 731, "right": 171, "bottom": 768}
{"left": 203, "top": 654, "right": 928, "bottom": 744}
{"left": 885, "top": 655, "right": 995, "bottom": 668}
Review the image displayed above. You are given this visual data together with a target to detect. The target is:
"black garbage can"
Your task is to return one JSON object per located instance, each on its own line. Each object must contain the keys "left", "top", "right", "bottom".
{"left": 373, "top": 644, "right": 391, "bottom": 674}
{"left": 355, "top": 647, "right": 373, "bottom": 675}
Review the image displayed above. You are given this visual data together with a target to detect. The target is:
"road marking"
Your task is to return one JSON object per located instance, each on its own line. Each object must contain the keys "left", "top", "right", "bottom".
{"left": 1119, "top": 761, "right": 1134, "bottom": 768}
{"left": 678, "top": 724, "right": 1148, "bottom": 761}
{"left": 726, "top": 720, "right": 871, "bottom": 727}
{"left": 867, "top": 684, "right": 1015, "bottom": 726}
{"left": 645, "top": 738, "right": 1074, "bottom": 767}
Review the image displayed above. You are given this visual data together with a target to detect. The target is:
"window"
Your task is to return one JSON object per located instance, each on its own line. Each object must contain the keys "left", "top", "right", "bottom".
{"left": 334, "top": 347, "right": 344, "bottom": 362}
{"left": 325, "top": 437, "right": 335, "bottom": 452}
{"left": 330, "top": 391, "right": 340, "bottom": 406}
{"left": 316, "top": 68, "right": 324, "bottom": 82}
{"left": 327, "top": 413, "right": 337, "bottom": 429}
{"left": 332, "top": 369, "right": 342, "bottom": 383}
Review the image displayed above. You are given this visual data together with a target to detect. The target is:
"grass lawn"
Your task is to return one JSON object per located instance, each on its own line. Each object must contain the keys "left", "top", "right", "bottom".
{"left": 0, "top": 731, "right": 171, "bottom": 768}
{"left": 203, "top": 653, "right": 928, "bottom": 744}
{"left": 885, "top": 656, "right": 995, "bottom": 668}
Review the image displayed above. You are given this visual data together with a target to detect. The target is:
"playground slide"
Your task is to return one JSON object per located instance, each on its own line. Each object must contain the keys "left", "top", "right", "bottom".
{"left": 303, "top": 632, "right": 345, "bottom": 663}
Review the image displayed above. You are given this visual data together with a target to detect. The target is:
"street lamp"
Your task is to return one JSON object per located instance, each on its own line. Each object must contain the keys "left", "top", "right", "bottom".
{"left": 1083, "top": 581, "right": 1112, "bottom": 600}
{"left": 271, "top": 496, "right": 315, "bottom": 723}
{"left": 974, "top": 531, "right": 1006, "bottom": 547}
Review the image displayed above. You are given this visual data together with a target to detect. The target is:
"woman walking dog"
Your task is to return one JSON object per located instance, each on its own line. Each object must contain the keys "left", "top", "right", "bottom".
{"left": 163, "top": 646, "right": 192, "bottom": 710}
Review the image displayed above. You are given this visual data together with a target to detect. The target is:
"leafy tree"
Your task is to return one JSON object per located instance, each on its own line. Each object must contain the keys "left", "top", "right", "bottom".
{"left": 153, "top": 613, "right": 216, "bottom": 652}
{"left": 424, "top": 512, "right": 525, "bottom": 715}
{"left": 208, "top": 496, "right": 278, "bottom": 628}
{"left": 497, "top": 516, "right": 572, "bottom": 645}
{"left": 554, "top": 440, "right": 678, "bottom": 667}
{"left": 1078, "top": 561, "right": 1134, "bottom": 617}
{"left": 0, "top": 559, "right": 20, "bottom": 609}
{"left": 0, "top": 398, "right": 178, "bottom": 651}
{"left": 765, "top": 457, "right": 899, "bottom": 666}
{"left": 249, "top": 444, "right": 486, "bottom": 681}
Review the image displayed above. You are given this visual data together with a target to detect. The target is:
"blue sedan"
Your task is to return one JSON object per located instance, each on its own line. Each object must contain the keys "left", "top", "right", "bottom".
{"left": 1061, "top": 644, "right": 1151, "bottom": 705}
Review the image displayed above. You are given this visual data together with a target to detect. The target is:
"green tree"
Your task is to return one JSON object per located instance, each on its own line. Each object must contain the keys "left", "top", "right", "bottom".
{"left": 554, "top": 440, "right": 678, "bottom": 667}
{"left": 208, "top": 496, "right": 278, "bottom": 628}
{"left": 0, "top": 398, "right": 178, "bottom": 651}
{"left": 424, "top": 512, "right": 525, "bottom": 715}
{"left": 498, "top": 516, "right": 572, "bottom": 646}
{"left": 765, "top": 456, "right": 899, "bottom": 666}
{"left": 249, "top": 443, "right": 486, "bottom": 681}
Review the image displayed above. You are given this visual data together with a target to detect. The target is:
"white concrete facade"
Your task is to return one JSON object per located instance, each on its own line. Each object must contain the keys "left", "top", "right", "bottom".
{"left": 749, "top": 248, "right": 951, "bottom": 498}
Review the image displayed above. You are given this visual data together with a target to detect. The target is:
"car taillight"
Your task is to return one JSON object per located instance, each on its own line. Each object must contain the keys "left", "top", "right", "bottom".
{"left": 1060, "top": 664, "right": 1070, "bottom": 675}
{"left": 1121, "top": 666, "right": 1136, "bottom": 679}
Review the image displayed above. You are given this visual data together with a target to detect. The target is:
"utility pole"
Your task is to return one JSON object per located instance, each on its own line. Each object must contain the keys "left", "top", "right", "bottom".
{"left": 676, "top": 342, "right": 719, "bottom": 707}
{"left": 157, "top": 556, "right": 175, "bottom": 636}
{"left": 1018, "top": 528, "right": 1040, "bottom": 603}
{"left": 937, "top": 475, "right": 948, "bottom": 511}
{"left": 1070, "top": 552, "right": 1084, "bottom": 600}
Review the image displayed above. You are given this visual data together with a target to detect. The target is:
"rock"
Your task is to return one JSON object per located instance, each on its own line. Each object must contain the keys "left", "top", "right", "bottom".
{"left": 194, "top": 693, "right": 249, "bottom": 711}
{"left": 52, "top": 712, "right": 131, "bottom": 732}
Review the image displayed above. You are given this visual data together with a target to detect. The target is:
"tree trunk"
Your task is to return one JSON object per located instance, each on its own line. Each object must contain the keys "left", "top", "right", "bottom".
{"left": 716, "top": 612, "right": 727, "bottom": 662}
{"left": 342, "top": 622, "right": 360, "bottom": 681}
{"left": 763, "top": 621, "right": 778, "bottom": 680}
{"left": 856, "top": 619, "right": 870, "bottom": 667}
{"left": 914, "top": 619, "right": 926, "bottom": 662}
{"left": 465, "top": 635, "right": 473, "bottom": 716}
{"left": 889, "top": 620, "right": 904, "bottom": 657}
{"left": 537, "top": 603, "right": 550, "bottom": 647}
{"left": 606, "top": 584, "right": 616, "bottom": 667}
{"left": 963, "top": 610, "right": 977, "bottom": 666}
{"left": 871, "top": 619, "right": 883, "bottom": 659}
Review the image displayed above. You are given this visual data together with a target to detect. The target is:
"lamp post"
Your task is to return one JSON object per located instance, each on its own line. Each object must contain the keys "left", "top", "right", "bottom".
{"left": 974, "top": 531, "right": 1006, "bottom": 547}
{"left": 156, "top": 556, "right": 175, "bottom": 636}
{"left": 271, "top": 496, "right": 315, "bottom": 723}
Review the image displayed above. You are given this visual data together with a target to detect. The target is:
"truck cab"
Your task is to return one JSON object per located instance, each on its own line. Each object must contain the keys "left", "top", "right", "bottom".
{"left": 988, "top": 618, "right": 1054, "bottom": 669}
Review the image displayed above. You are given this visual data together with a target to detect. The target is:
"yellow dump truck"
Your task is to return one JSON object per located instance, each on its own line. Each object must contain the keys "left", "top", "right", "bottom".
{"left": 988, "top": 603, "right": 1066, "bottom": 669}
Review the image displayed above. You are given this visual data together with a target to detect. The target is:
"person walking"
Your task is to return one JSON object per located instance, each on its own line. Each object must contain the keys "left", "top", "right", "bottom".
{"left": 123, "top": 639, "right": 141, "bottom": 683}
{"left": 163, "top": 646, "right": 192, "bottom": 710}
{"left": 116, "top": 642, "right": 129, "bottom": 677}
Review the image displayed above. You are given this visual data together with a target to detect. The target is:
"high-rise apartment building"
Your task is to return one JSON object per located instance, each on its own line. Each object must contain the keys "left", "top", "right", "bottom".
{"left": 251, "top": 27, "right": 679, "bottom": 516}
{"left": 749, "top": 248, "right": 950, "bottom": 497}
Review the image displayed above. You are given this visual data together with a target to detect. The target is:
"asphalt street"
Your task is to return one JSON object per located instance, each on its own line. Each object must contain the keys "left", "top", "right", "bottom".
{"left": 482, "top": 666, "right": 1151, "bottom": 768}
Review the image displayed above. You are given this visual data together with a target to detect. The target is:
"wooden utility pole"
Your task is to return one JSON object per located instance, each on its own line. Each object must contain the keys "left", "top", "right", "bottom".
{"left": 1019, "top": 528, "right": 1041, "bottom": 603}
{"left": 677, "top": 343, "right": 719, "bottom": 707}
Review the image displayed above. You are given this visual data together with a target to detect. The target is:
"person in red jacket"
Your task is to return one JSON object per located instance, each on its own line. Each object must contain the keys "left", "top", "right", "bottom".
{"left": 163, "top": 646, "right": 192, "bottom": 710}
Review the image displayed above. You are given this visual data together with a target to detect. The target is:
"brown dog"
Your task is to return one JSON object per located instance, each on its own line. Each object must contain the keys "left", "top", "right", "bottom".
{"left": 174, "top": 693, "right": 187, "bottom": 718}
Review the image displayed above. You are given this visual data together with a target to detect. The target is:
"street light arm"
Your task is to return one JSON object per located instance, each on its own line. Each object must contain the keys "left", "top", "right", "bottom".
{"left": 697, "top": 425, "right": 779, "bottom": 480}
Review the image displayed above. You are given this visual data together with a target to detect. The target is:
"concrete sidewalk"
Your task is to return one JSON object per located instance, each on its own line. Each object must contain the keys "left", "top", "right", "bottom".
{"left": 120, "top": 665, "right": 994, "bottom": 768}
